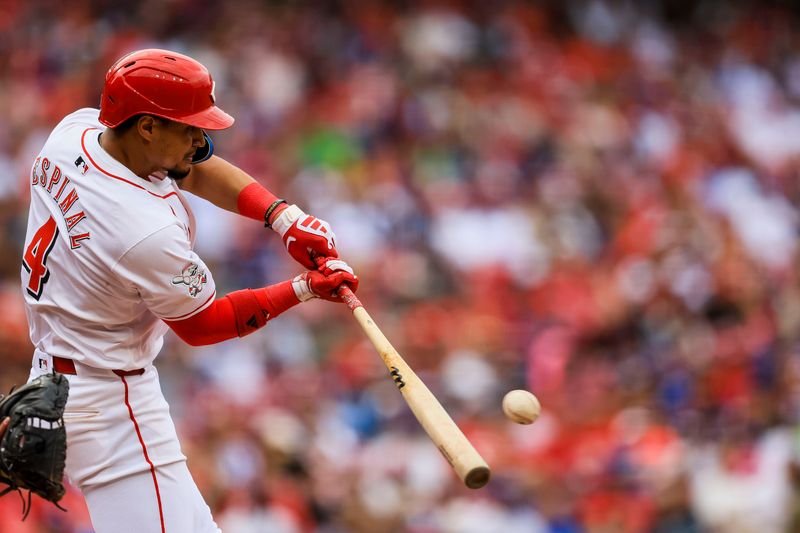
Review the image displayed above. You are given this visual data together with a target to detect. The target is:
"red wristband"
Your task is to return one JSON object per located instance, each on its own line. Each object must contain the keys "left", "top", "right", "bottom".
{"left": 237, "top": 182, "right": 279, "bottom": 222}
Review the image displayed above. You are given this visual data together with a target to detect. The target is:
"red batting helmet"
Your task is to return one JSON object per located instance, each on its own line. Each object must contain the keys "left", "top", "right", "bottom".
{"left": 99, "top": 49, "right": 234, "bottom": 130}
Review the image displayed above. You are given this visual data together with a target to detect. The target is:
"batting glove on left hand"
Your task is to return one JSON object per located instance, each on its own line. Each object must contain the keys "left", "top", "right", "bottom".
{"left": 271, "top": 204, "right": 338, "bottom": 269}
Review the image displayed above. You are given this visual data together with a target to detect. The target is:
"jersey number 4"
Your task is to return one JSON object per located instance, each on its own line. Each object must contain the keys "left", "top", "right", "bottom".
{"left": 23, "top": 216, "right": 59, "bottom": 300}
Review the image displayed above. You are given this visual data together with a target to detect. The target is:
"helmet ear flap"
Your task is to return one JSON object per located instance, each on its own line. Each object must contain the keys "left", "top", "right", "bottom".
{"left": 191, "top": 132, "right": 214, "bottom": 164}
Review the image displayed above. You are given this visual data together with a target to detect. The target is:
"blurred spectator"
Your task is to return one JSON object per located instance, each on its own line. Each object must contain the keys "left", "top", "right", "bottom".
{"left": 4, "top": 1, "right": 800, "bottom": 531}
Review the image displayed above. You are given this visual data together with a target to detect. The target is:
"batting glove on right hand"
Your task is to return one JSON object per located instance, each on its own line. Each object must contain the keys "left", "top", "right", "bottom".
{"left": 292, "top": 258, "right": 358, "bottom": 302}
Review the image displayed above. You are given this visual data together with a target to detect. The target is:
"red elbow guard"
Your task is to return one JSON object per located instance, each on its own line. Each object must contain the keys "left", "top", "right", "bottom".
{"left": 226, "top": 288, "right": 270, "bottom": 336}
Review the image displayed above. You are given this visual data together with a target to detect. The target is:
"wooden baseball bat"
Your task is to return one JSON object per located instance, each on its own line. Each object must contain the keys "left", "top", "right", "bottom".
{"left": 333, "top": 283, "right": 491, "bottom": 489}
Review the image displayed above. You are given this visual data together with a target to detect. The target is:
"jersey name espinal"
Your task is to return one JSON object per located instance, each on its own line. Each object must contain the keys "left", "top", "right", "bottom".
{"left": 31, "top": 156, "right": 91, "bottom": 249}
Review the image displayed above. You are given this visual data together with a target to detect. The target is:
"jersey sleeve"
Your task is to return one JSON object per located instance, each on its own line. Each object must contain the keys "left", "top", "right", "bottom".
{"left": 112, "top": 224, "right": 217, "bottom": 320}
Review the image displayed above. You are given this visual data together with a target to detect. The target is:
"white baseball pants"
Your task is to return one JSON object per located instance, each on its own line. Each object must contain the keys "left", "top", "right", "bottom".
{"left": 31, "top": 354, "right": 220, "bottom": 533}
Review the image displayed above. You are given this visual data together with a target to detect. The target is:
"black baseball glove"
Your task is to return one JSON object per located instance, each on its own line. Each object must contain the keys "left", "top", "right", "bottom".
{"left": 0, "top": 372, "right": 69, "bottom": 518}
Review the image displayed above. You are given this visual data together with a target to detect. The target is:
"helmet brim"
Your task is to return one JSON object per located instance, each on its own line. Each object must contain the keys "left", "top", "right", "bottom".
{"left": 179, "top": 105, "right": 235, "bottom": 130}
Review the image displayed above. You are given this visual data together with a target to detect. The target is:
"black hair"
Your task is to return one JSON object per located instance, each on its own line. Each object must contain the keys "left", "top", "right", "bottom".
{"left": 111, "top": 114, "right": 167, "bottom": 134}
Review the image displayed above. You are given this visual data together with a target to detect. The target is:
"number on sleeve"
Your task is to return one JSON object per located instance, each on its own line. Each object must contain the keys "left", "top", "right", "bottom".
{"left": 23, "top": 216, "right": 59, "bottom": 300}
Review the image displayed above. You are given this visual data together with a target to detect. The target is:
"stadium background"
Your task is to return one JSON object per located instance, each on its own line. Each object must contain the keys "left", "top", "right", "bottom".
{"left": 1, "top": 1, "right": 800, "bottom": 531}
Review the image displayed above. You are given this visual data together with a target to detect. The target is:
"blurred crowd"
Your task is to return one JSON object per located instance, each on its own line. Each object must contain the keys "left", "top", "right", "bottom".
{"left": 2, "top": 0, "right": 800, "bottom": 531}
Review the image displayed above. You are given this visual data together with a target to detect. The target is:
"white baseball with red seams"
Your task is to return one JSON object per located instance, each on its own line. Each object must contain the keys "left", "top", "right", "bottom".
{"left": 502, "top": 389, "right": 541, "bottom": 425}
{"left": 24, "top": 108, "right": 220, "bottom": 532}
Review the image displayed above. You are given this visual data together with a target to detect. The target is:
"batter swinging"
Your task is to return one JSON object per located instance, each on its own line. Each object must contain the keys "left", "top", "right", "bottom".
{"left": 22, "top": 49, "right": 358, "bottom": 532}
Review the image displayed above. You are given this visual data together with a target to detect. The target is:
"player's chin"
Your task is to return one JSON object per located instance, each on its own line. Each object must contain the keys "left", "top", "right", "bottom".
{"left": 166, "top": 163, "right": 192, "bottom": 180}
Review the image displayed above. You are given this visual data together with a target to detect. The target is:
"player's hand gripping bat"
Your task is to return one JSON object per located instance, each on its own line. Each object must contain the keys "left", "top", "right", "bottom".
{"left": 319, "top": 259, "right": 490, "bottom": 488}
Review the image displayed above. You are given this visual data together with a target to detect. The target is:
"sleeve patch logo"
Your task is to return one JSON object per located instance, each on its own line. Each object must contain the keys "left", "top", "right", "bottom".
{"left": 171, "top": 262, "right": 207, "bottom": 297}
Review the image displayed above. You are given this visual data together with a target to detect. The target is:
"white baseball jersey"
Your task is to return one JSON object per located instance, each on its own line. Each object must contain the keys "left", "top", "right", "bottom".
{"left": 22, "top": 108, "right": 217, "bottom": 371}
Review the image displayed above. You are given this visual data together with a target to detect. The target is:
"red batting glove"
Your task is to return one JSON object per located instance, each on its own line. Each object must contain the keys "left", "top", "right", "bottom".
{"left": 292, "top": 258, "right": 358, "bottom": 302}
{"left": 0, "top": 417, "right": 8, "bottom": 439}
{"left": 271, "top": 204, "right": 338, "bottom": 269}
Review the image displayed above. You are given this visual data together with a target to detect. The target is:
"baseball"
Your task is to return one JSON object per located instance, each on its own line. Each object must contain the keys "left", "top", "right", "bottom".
{"left": 502, "top": 390, "right": 541, "bottom": 425}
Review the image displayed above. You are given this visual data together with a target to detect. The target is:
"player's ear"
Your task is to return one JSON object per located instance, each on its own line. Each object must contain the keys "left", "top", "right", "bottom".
{"left": 136, "top": 115, "right": 159, "bottom": 142}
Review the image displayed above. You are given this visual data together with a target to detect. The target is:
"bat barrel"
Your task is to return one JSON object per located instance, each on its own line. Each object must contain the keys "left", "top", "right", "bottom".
{"left": 465, "top": 466, "right": 491, "bottom": 489}
{"left": 318, "top": 255, "right": 492, "bottom": 489}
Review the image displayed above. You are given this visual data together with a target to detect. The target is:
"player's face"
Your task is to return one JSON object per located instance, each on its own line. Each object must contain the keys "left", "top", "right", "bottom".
{"left": 150, "top": 119, "right": 206, "bottom": 180}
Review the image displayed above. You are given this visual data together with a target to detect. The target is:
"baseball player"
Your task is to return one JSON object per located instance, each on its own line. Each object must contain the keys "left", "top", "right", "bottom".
{"left": 22, "top": 49, "right": 358, "bottom": 532}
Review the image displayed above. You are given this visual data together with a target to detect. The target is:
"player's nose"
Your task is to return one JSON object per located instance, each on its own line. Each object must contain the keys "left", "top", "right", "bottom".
{"left": 192, "top": 128, "right": 206, "bottom": 148}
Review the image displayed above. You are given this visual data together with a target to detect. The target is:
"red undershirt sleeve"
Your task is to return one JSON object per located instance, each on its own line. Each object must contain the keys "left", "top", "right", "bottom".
{"left": 164, "top": 280, "right": 299, "bottom": 346}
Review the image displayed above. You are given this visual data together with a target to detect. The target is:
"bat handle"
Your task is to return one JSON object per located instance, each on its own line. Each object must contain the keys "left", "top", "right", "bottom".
{"left": 313, "top": 255, "right": 363, "bottom": 311}
{"left": 335, "top": 285, "right": 362, "bottom": 311}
